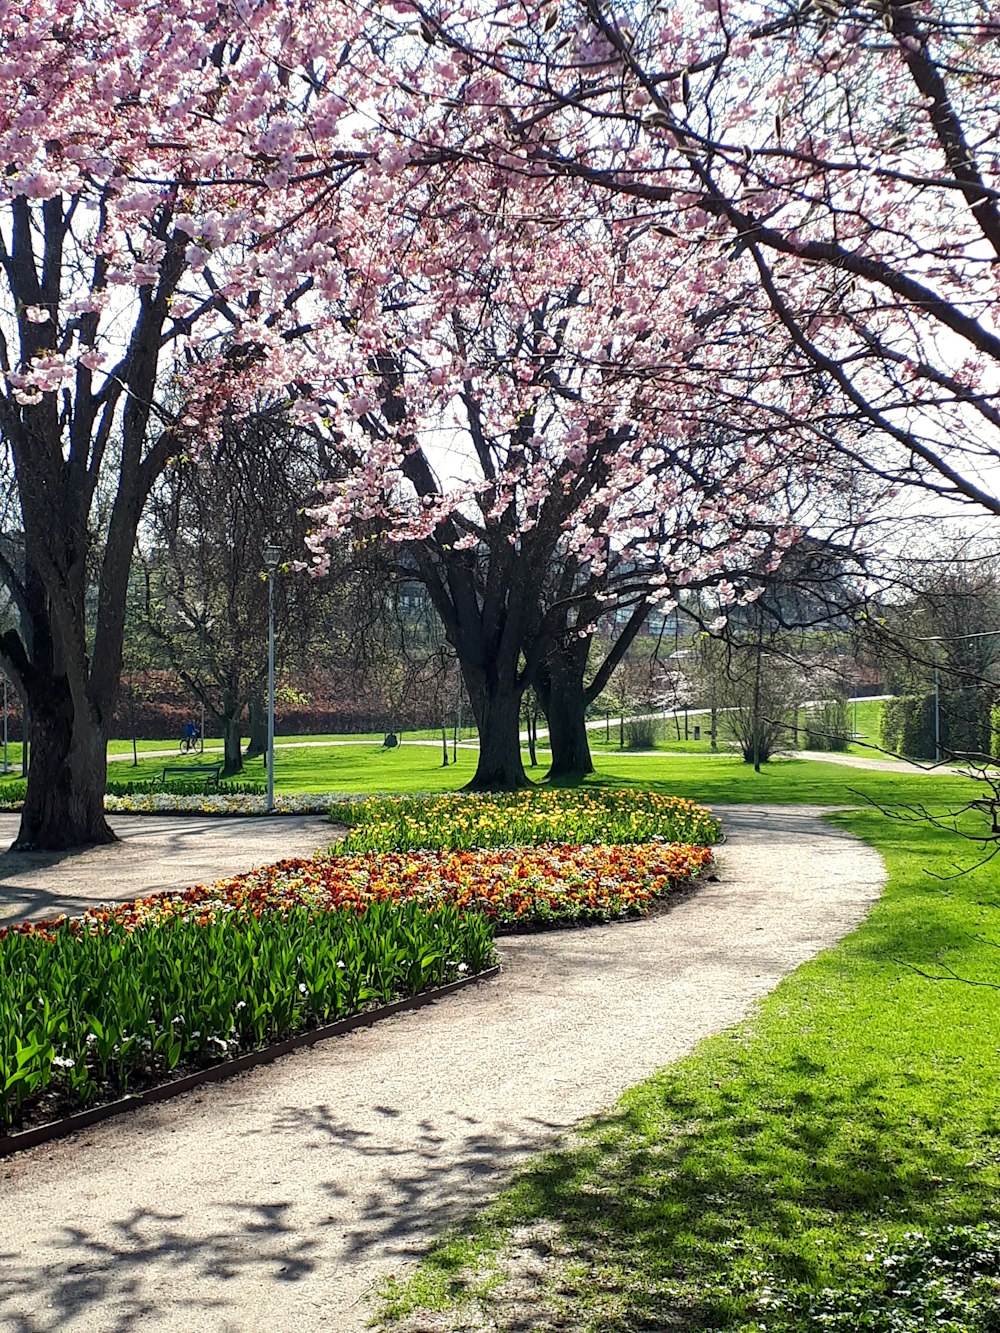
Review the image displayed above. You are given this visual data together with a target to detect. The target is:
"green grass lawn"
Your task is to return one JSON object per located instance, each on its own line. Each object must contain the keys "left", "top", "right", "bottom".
{"left": 843, "top": 697, "right": 891, "bottom": 759}
{"left": 112, "top": 738, "right": 545, "bottom": 794}
{"left": 380, "top": 804, "right": 1000, "bottom": 1331}
{"left": 587, "top": 699, "right": 893, "bottom": 760}
{"left": 584, "top": 752, "right": 975, "bottom": 809}
{"left": 105, "top": 701, "right": 888, "bottom": 767}
{"left": 105, "top": 727, "right": 480, "bottom": 757}
{"left": 110, "top": 743, "right": 977, "bottom": 810}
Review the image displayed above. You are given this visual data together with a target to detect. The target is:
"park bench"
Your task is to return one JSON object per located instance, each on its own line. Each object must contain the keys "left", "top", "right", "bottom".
{"left": 160, "top": 762, "right": 223, "bottom": 790}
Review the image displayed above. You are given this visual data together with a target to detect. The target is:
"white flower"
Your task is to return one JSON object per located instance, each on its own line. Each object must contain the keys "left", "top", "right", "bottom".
{"left": 24, "top": 305, "right": 50, "bottom": 324}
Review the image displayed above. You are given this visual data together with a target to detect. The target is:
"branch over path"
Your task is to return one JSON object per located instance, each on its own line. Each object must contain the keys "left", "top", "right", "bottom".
{"left": 0, "top": 806, "right": 884, "bottom": 1332}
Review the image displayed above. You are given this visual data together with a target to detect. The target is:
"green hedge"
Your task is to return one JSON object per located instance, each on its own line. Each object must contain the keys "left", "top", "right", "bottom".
{"left": 882, "top": 692, "right": 995, "bottom": 761}
{"left": 880, "top": 694, "right": 935, "bottom": 760}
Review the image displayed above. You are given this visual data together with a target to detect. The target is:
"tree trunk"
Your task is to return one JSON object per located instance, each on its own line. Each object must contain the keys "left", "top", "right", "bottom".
{"left": 222, "top": 712, "right": 244, "bottom": 777}
{"left": 542, "top": 681, "right": 594, "bottom": 779}
{"left": 533, "top": 637, "right": 596, "bottom": 782}
{"left": 12, "top": 676, "right": 115, "bottom": 851}
{"left": 464, "top": 670, "right": 529, "bottom": 790}
{"left": 440, "top": 723, "right": 449, "bottom": 766}
{"left": 244, "top": 692, "right": 268, "bottom": 759}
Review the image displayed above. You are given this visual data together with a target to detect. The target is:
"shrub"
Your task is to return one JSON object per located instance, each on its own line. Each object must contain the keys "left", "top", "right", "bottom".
{"left": 804, "top": 698, "right": 850, "bottom": 753}
{"left": 623, "top": 717, "right": 658, "bottom": 749}
{"left": 880, "top": 693, "right": 935, "bottom": 759}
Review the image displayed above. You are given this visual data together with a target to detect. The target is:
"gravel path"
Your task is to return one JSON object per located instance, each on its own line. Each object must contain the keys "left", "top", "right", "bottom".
{"left": 0, "top": 814, "right": 337, "bottom": 929}
{"left": 0, "top": 805, "right": 885, "bottom": 1333}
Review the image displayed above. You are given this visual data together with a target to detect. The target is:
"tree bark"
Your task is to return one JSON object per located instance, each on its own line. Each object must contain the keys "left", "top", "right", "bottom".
{"left": 464, "top": 668, "right": 529, "bottom": 790}
{"left": 222, "top": 710, "right": 244, "bottom": 777}
{"left": 535, "top": 664, "right": 594, "bottom": 780}
{"left": 533, "top": 601, "right": 650, "bottom": 782}
{"left": 545, "top": 686, "right": 594, "bottom": 778}
{"left": 244, "top": 692, "right": 268, "bottom": 759}
{"left": 12, "top": 674, "right": 115, "bottom": 850}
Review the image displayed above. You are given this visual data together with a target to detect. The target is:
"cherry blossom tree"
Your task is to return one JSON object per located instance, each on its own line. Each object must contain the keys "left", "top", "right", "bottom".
{"left": 304, "top": 190, "right": 840, "bottom": 787}
{"left": 380, "top": 0, "right": 1000, "bottom": 518}
{"left": 3, "top": 0, "right": 938, "bottom": 842}
{"left": 0, "top": 0, "right": 378, "bottom": 848}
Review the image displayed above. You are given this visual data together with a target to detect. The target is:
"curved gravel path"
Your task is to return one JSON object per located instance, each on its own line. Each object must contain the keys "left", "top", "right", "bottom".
{"left": 0, "top": 813, "right": 336, "bottom": 929}
{"left": 0, "top": 805, "right": 884, "bottom": 1333}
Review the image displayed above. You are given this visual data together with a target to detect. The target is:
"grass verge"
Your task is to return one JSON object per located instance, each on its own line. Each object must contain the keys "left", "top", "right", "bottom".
{"left": 378, "top": 807, "right": 1000, "bottom": 1331}
{"left": 584, "top": 753, "right": 976, "bottom": 808}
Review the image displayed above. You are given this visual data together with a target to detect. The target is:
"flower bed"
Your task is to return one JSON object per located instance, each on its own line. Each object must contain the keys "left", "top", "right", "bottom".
{"left": 0, "top": 780, "right": 282, "bottom": 814}
{"left": 103, "top": 791, "right": 334, "bottom": 815}
{"left": 0, "top": 900, "right": 495, "bottom": 1132}
{"left": 330, "top": 789, "right": 722, "bottom": 852}
{"left": 0, "top": 785, "right": 720, "bottom": 1137}
{"left": 5, "top": 841, "right": 712, "bottom": 946}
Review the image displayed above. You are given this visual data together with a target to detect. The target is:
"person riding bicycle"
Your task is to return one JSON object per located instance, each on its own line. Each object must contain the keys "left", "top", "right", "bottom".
{"left": 183, "top": 719, "right": 198, "bottom": 750}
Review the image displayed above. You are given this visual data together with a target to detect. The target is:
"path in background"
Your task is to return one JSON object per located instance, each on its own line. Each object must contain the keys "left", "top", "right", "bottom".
{"left": 0, "top": 814, "right": 336, "bottom": 929}
{"left": 0, "top": 805, "right": 884, "bottom": 1333}
{"left": 105, "top": 738, "right": 486, "bottom": 763}
{"left": 791, "top": 749, "right": 973, "bottom": 775}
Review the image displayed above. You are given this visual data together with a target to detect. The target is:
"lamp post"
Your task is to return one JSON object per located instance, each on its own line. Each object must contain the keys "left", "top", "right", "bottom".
{"left": 264, "top": 544, "right": 281, "bottom": 813}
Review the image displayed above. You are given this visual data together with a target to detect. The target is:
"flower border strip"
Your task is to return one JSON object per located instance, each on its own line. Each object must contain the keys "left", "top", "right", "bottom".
{"left": 0, "top": 964, "right": 500, "bottom": 1159}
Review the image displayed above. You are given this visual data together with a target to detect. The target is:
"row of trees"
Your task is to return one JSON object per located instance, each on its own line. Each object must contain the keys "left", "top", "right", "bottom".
{"left": 0, "top": 0, "right": 997, "bottom": 847}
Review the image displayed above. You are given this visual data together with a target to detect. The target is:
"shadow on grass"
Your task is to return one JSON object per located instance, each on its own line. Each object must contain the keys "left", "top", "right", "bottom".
{"left": 469, "top": 1052, "right": 999, "bottom": 1332}
{"left": 397, "top": 808, "right": 1000, "bottom": 1331}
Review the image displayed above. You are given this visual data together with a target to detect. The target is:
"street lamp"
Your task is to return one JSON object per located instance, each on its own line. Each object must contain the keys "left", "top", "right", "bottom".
{"left": 263, "top": 543, "right": 281, "bottom": 813}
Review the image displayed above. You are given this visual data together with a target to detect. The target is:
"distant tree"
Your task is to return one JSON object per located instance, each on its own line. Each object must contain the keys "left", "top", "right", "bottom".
{"left": 717, "top": 628, "right": 801, "bottom": 770}
{"left": 139, "top": 409, "right": 335, "bottom": 775}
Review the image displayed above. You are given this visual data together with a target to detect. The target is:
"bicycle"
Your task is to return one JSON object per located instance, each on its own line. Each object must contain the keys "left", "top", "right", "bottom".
{"left": 179, "top": 734, "right": 200, "bottom": 753}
